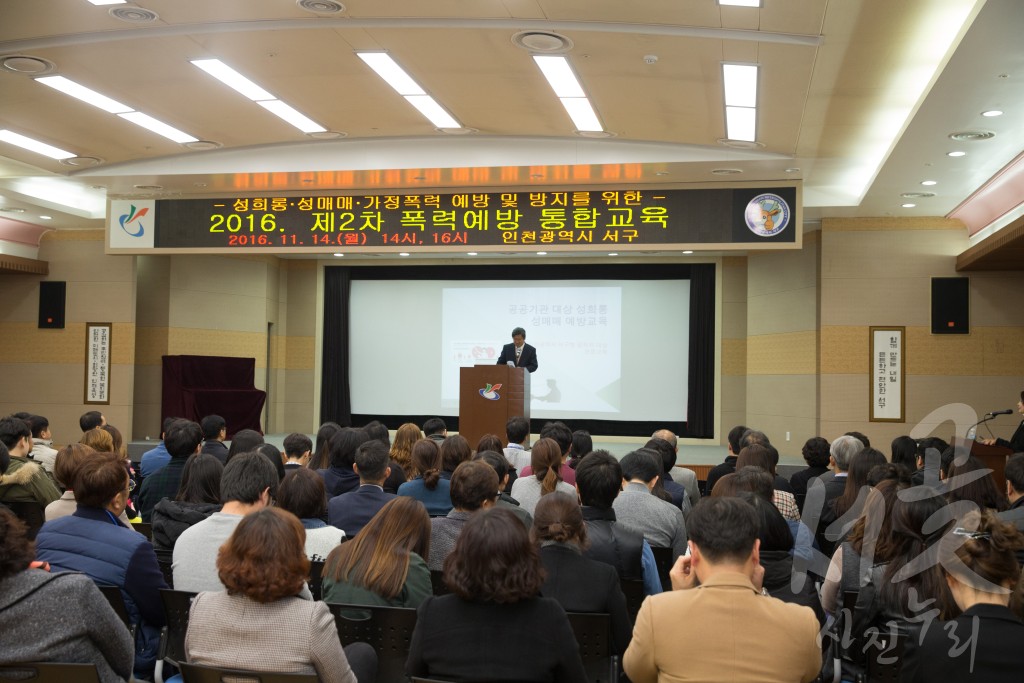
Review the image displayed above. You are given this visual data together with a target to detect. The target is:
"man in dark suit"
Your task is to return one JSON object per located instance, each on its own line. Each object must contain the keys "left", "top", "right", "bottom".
{"left": 496, "top": 326, "right": 538, "bottom": 373}
{"left": 327, "top": 440, "right": 395, "bottom": 537}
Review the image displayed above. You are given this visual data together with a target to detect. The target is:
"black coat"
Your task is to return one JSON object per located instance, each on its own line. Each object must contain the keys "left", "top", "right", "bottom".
{"left": 915, "top": 604, "right": 1024, "bottom": 682}
{"left": 538, "top": 543, "right": 632, "bottom": 657}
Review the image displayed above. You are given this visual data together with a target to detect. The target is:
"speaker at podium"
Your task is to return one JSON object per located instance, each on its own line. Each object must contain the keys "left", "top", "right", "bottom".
{"left": 458, "top": 365, "right": 530, "bottom": 449}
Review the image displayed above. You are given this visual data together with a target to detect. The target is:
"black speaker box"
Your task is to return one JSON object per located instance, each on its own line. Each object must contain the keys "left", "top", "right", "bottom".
{"left": 931, "top": 277, "right": 969, "bottom": 335}
{"left": 38, "top": 281, "right": 66, "bottom": 329}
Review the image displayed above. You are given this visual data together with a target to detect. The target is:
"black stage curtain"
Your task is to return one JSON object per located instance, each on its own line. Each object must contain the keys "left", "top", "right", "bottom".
{"left": 319, "top": 266, "right": 352, "bottom": 427}
{"left": 686, "top": 264, "right": 715, "bottom": 438}
{"left": 322, "top": 263, "right": 716, "bottom": 439}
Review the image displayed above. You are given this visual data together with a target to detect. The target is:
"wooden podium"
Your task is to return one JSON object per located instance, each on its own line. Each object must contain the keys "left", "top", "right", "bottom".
{"left": 458, "top": 365, "right": 530, "bottom": 448}
{"left": 969, "top": 439, "right": 1013, "bottom": 491}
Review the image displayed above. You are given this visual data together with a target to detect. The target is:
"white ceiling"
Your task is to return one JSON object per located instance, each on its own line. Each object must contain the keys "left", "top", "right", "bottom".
{"left": 0, "top": 0, "right": 1021, "bottom": 254}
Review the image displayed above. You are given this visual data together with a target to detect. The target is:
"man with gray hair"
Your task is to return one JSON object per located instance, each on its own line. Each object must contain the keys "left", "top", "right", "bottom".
{"left": 809, "top": 434, "right": 863, "bottom": 554}
{"left": 652, "top": 429, "right": 700, "bottom": 508}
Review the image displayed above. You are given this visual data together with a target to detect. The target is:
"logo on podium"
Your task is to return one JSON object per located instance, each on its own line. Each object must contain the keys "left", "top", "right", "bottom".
{"left": 479, "top": 383, "right": 502, "bottom": 400}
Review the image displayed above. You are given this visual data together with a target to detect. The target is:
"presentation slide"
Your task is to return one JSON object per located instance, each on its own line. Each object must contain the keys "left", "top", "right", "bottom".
{"left": 349, "top": 278, "right": 690, "bottom": 423}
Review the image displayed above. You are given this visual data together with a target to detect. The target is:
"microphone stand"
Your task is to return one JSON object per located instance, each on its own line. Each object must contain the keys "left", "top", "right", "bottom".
{"left": 966, "top": 414, "right": 998, "bottom": 441}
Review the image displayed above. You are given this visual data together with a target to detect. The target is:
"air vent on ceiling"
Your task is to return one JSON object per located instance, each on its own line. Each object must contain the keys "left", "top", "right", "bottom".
{"left": 512, "top": 31, "right": 574, "bottom": 53}
{"left": 0, "top": 55, "right": 56, "bottom": 75}
{"left": 59, "top": 156, "right": 103, "bottom": 167}
{"left": 0, "top": 207, "right": 26, "bottom": 213}
{"left": 297, "top": 0, "right": 345, "bottom": 13}
{"left": 948, "top": 130, "right": 995, "bottom": 141}
{"left": 109, "top": 6, "right": 160, "bottom": 23}
{"left": 711, "top": 168, "right": 743, "bottom": 175}
{"left": 183, "top": 140, "right": 222, "bottom": 150}
{"left": 900, "top": 192, "right": 936, "bottom": 199}
{"left": 717, "top": 138, "right": 765, "bottom": 149}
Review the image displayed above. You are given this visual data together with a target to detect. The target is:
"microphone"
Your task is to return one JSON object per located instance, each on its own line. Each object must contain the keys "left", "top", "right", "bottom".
{"left": 987, "top": 409, "right": 1014, "bottom": 416}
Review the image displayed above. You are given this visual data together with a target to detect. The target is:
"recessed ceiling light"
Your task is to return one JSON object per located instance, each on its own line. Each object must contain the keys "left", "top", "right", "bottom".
{"left": 0, "top": 207, "right": 26, "bottom": 213}
{"left": 530, "top": 174, "right": 544, "bottom": 179}
{"left": 981, "top": 110, "right": 1003, "bottom": 117}
{"left": 785, "top": 167, "right": 801, "bottom": 173}
{"left": 900, "top": 192, "right": 935, "bottom": 199}
{"left": 537, "top": 251, "right": 547, "bottom": 255}
{"left": 947, "top": 151, "right": 966, "bottom": 157}
{"left": 682, "top": 250, "right": 694, "bottom": 255}
{"left": 711, "top": 168, "right": 743, "bottom": 175}
{"left": 467, "top": 252, "right": 478, "bottom": 256}
{"left": 333, "top": 253, "right": 344, "bottom": 257}
{"left": 920, "top": 180, "right": 937, "bottom": 186}
{"left": 399, "top": 252, "right": 410, "bottom": 257}
{"left": 654, "top": 171, "right": 669, "bottom": 176}
{"left": 901, "top": 203, "right": 916, "bottom": 208}
{"left": 133, "top": 184, "right": 163, "bottom": 190}
{"left": 0, "top": 129, "right": 74, "bottom": 160}
{"left": 39, "top": 215, "right": 52, "bottom": 220}
{"left": 608, "top": 252, "right": 618, "bottom": 256}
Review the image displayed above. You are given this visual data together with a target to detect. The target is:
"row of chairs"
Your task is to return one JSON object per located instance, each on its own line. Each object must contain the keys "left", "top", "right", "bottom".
{"left": 821, "top": 590, "right": 904, "bottom": 683}
{"left": 154, "top": 589, "right": 618, "bottom": 683}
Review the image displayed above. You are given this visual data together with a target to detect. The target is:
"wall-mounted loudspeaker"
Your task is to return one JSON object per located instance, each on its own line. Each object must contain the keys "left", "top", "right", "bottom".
{"left": 38, "top": 281, "right": 66, "bottom": 329}
{"left": 931, "top": 277, "right": 969, "bottom": 335}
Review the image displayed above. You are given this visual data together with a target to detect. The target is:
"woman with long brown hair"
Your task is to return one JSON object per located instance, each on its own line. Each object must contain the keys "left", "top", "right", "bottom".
{"left": 322, "top": 497, "right": 432, "bottom": 608}
{"left": 509, "top": 437, "right": 574, "bottom": 516}
{"left": 389, "top": 423, "right": 422, "bottom": 472}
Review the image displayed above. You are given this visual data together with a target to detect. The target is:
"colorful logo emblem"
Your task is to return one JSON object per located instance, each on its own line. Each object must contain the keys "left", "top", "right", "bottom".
{"left": 744, "top": 194, "right": 790, "bottom": 237}
{"left": 479, "top": 383, "right": 502, "bottom": 400}
{"left": 118, "top": 204, "right": 149, "bottom": 238}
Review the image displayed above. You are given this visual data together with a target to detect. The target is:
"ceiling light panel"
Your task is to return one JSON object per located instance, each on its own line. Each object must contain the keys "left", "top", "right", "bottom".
{"left": 190, "top": 59, "right": 274, "bottom": 101}
{"left": 118, "top": 112, "right": 198, "bottom": 143}
{"left": 404, "top": 96, "right": 459, "bottom": 129}
{"left": 722, "top": 63, "right": 759, "bottom": 142}
{"left": 532, "top": 55, "right": 603, "bottom": 133}
{"left": 719, "top": 0, "right": 761, "bottom": 6}
{"left": 560, "top": 98, "right": 603, "bottom": 132}
{"left": 725, "top": 106, "right": 756, "bottom": 142}
{"left": 35, "top": 75, "right": 132, "bottom": 113}
{"left": 257, "top": 100, "right": 326, "bottom": 133}
{"left": 356, "top": 52, "right": 463, "bottom": 129}
{"left": 87, "top": 0, "right": 126, "bottom": 4}
{"left": 0, "top": 129, "right": 75, "bottom": 159}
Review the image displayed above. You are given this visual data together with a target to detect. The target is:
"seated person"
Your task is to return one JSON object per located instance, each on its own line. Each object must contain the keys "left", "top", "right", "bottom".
{"left": 328, "top": 441, "right": 396, "bottom": 537}
{"left": 509, "top": 437, "right": 575, "bottom": 516}
{"left": 150, "top": 453, "right": 223, "bottom": 551}
{"left": 185, "top": 507, "right": 376, "bottom": 683}
{"left": 612, "top": 449, "right": 688, "bottom": 560}
{"left": 278, "top": 467, "right": 345, "bottom": 561}
{"left": 317, "top": 428, "right": 367, "bottom": 497}
{"left": 475, "top": 450, "right": 532, "bottom": 528}
{"left": 0, "top": 506, "right": 134, "bottom": 683}
{"left": 35, "top": 452, "right": 167, "bottom": 680}
{"left": 406, "top": 507, "right": 588, "bottom": 683}
{"left": 46, "top": 444, "right": 131, "bottom": 525}
{"left": 397, "top": 439, "right": 453, "bottom": 516}
{"left": 533, "top": 492, "right": 631, "bottom": 658}
{"left": 322, "top": 497, "right": 431, "bottom": 608}
{"left": 428, "top": 461, "right": 498, "bottom": 570}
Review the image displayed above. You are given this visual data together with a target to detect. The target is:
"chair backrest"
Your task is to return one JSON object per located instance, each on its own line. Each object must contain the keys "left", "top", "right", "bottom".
{"left": 649, "top": 546, "right": 674, "bottom": 592}
{"left": 0, "top": 663, "right": 101, "bottom": 683}
{"left": 178, "top": 662, "right": 317, "bottom": 683}
{"left": 619, "top": 579, "right": 645, "bottom": 626}
{"left": 5, "top": 501, "right": 46, "bottom": 539}
{"left": 159, "top": 589, "right": 199, "bottom": 665}
{"left": 429, "top": 570, "right": 449, "bottom": 596}
{"left": 96, "top": 584, "right": 134, "bottom": 633}
{"left": 567, "top": 612, "right": 619, "bottom": 683}
{"left": 308, "top": 559, "right": 325, "bottom": 601}
{"left": 132, "top": 521, "right": 153, "bottom": 540}
{"left": 326, "top": 603, "right": 418, "bottom": 683}
{"left": 154, "top": 548, "right": 174, "bottom": 589}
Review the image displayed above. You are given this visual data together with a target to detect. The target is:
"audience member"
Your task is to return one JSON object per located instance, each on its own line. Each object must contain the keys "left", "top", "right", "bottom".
{"left": 613, "top": 449, "right": 688, "bottom": 559}
{"left": 422, "top": 417, "right": 447, "bottom": 445}
{"left": 917, "top": 510, "right": 1024, "bottom": 682}
{"left": 946, "top": 453, "right": 1009, "bottom": 513}
{"left": 136, "top": 419, "right": 203, "bottom": 522}
{"left": 439, "top": 434, "right": 472, "bottom": 476}
{"left": 623, "top": 497, "right": 821, "bottom": 683}
{"left": 428, "top": 460, "right": 498, "bottom": 570}
{"left": 318, "top": 427, "right": 369, "bottom": 497}
{"left": 363, "top": 419, "right": 390, "bottom": 447}
{"left": 389, "top": 422, "right": 421, "bottom": 473}
{"left": 277, "top": 467, "right": 344, "bottom": 561}
{"left": 567, "top": 429, "right": 593, "bottom": 469}
{"left": 185, "top": 507, "right": 376, "bottom": 683}
{"left": 845, "top": 431, "right": 871, "bottom": 449}
{"left": 521, "top": 421, "right": 576, "bottom": 485}
{"left": 309, "top": 421, "right": 342, "bottom": 471}
{"left": 172, "top": 452, "right": 291, "bottom": 594}
{"left": 533, "top": 491, "right": 631, "bottom": 657}
{"left": 652, "top": 428, "right": 701, "bottom": 507}
{"left": 35, "top": 452, "right": 167, "bottom": 679}
{"left": 644, "top": 437, "right": 689, "bottom": 513}
{"left": 225, "top": 428, "right": 264, "bottom": 462}
{"left": 502, "top": 415, "right": 531, "bottom": 472}
{"left": 199, "top": 414, "right": 229, "bottom": 463}
{"left": 80, "top": 427, "right": 114, "bottom": 453}
{"left": 477, "top": 433, "right": 515, "bottom": 491}
{"left": 731, "top": 467, "right": 813, "bottom": 565}
{"left": 890, "top": 435, "right": 917, "bottom": 473}
{"left": 283, "top": 432, "right": 313, "bottom": 472}
{"left": 998, "top": 453, "right": 1024, "bottom": 534}
{"left": 818, "top": 447, "right": 888, "bottom": 556}
{"left": 808, "top": 434, "right": 863, "bottom": 550}
{"left": 705, "top": 424, "right": 747, "bottom": 493}
{"left": 912, "top": 436, "right": 949, "bottom": 487}
{"left": 0, "top": 507, "right": 133, "bottom": 682}
{"left": 509, "top": 437, "right": 575, "bottom": 516}
{"left": 407, "top": 507, "right": 588, "bottom": 683}
{"left": 322, "top": 497, "right": 431, "bottom": 608}
{"left": 0, "top": 415, "right": 61, "bottom": 509}
{"left": 151, "top": 453, "right": 223, "bottom": 552}
{"left": 475, "top": 450, "right": 531, "bottom": 528}
{"left": 79, "top": 410, "right": 105, "bottom": 432}
{"left": 45, "top": 444, "right": 131, "bottom": 525}
{"left": 139, "top": 417, "right": 178, "bottom": 477}
{"left": 25, "top": 414, "right": 57, "bottom": 474}
{"left": 328, "top": 440, "right": 396, "bottom": 537}
{"left": 397, "top": 438, "right": 453, "bottom": 516}
{"left": 256, "top": 442, "right": 287, "bottom": 482}
{"left": 789, "top": 436, "right": 831, "bottom": 506}
{"left": 736, "top": 444, "right": 800, "bottom": 521}
{"left": 575, "top": 450, "right": 661, "bottom": 596}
